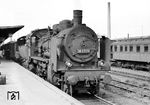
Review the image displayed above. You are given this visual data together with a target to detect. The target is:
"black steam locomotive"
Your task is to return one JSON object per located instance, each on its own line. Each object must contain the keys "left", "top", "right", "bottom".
{"left": 1, "top": 10, "right": 111, "bottom": 95}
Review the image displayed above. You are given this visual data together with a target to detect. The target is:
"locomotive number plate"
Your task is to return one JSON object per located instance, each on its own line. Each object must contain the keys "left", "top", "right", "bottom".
{"left": 77, "top": 49, "right": 90, "bottom": 53}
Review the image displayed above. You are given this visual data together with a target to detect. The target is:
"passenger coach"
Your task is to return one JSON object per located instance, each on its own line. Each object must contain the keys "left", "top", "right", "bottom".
{"left": 111, "top": 36, "right": 150, "bottom": 71}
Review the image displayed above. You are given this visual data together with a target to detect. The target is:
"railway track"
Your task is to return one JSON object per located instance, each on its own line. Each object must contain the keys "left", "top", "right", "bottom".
{"left": 109, "top": 68, "right": 150, "bottom": 81}
{"left": 113, "top": 79, "right": 150, "bottom": 91}
{"left": 94, "top": 94, "right": 116, "bottom": 105}
{"left": 99, "top": 87, "right": 149, "bottom": 105}
{"left": 106, "top": 80, "right": 150, "bottom": 97}
{"left": 99, "top": 68, "right": 150, "bottom": 104}
{"left": 107, "top": 69, "right": 150, "bottom": 96}
{"left": 100, "top": 79, "right": 150, "bottom": 105}
{"left": 74, "top": 93, "right": 116, "bottom": 105}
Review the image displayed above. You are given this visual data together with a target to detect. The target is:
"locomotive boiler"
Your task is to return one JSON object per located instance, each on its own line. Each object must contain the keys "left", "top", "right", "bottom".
{"left": 25, "top": 10, "right": 111, "bottom": 95}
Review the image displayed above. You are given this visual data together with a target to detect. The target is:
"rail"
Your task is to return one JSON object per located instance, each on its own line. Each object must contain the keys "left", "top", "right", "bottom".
{"left": 94, "top": 94, "right": 116, "bottom": 105}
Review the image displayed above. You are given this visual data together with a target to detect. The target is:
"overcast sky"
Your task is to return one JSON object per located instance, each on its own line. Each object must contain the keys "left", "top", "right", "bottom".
{"left": 1, "top": 0, "right": 150, "bottom": 42}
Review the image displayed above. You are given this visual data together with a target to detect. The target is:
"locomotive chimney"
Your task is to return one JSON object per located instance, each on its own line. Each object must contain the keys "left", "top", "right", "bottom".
{"left": 73, "top": 10, "right": 82, "bottom": 26}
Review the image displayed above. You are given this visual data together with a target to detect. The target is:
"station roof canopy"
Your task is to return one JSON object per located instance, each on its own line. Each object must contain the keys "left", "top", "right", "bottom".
{"left": 0, "top": 25, "right": 24, "bottom": 44}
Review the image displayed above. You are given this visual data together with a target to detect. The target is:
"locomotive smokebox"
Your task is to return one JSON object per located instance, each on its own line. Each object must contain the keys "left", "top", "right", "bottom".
{"left": 73, "top": 10, "right": 82, "bottom": 26}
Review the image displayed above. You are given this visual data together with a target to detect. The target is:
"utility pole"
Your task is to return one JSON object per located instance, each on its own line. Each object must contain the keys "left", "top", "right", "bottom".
{"left": 107, "top": 2, "right": 111, "bottom": 39}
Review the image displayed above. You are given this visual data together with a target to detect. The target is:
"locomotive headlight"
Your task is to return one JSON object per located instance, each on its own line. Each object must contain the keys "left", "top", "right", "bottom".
{"left": 98, "top": 60, "right": 110, "bottom": 71}
{"left": 65, "top": 60, "right": 72, "bottom": 67}
{"left": 98, "top": 60, "right": 105, "bottom": 67}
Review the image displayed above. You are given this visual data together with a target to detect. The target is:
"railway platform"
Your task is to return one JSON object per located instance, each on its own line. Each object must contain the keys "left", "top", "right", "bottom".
{"left": 0, "top": 60, "right": 84, "bottom": 105}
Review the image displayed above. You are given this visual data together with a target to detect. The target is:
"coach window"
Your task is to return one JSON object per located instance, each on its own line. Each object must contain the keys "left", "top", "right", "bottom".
{"left": 144, "top": 45, "right": 148, "bottom": 52}
{"left": 136, "top": 45, "right": 140, "bottom": 52}
{"left": 120, "top": 46, "right": 123, "bottom": 52}
{"left": 125, "top": 46, "right": 127, "bottom": 52}
{"left": 114, "top": 45, "right": 117, "bottom": 52}
{"left": 129, "top": 45, "right": 133, "bottom": 52}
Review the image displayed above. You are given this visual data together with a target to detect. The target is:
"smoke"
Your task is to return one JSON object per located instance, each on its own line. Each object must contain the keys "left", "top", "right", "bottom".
{"left": 73, "top": 0, "right": 82, "bottom": 10}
